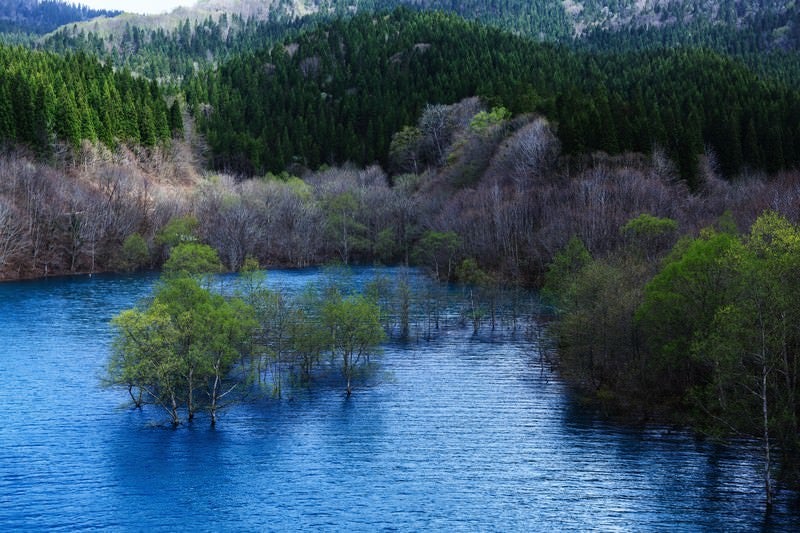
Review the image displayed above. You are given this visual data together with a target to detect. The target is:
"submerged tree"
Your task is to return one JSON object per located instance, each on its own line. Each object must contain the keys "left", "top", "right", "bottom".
{"left": 691, "top": 212, "right": 800, "bottom": 507}
{"left": 321, "top": 291, "right": 386, "bottom": 397}
{"left": 108, "top": 244, "right": 255, "bottom": 426}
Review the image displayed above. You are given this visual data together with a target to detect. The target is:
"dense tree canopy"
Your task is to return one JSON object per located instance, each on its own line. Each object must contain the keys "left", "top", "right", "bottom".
{"left": 0, "top": 44, "right": 176, "bottom": 151}
{"left": 192, "top": 9, "right": 800, "bottom": 184}
{"left": 43, "top": 12, "right": 314, "bottom": 82}
{"left": 545, "top": 211, "right": 800, "bottom": 504}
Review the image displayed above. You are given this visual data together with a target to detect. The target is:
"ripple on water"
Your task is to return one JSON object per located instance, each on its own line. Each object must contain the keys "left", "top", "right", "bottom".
{"left": 0, "top": 269, "right": 798, "bottom": 531}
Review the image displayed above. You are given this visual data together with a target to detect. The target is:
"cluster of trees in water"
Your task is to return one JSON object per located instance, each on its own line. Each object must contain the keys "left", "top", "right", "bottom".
{"left": 545, "top": 211, "right": 800, "bottom": 506}
{"left": 108, "top": 243, "right": 387, "bottom": 425}
{"left": 108, "top": 240, "right": 539, "bottom": 426}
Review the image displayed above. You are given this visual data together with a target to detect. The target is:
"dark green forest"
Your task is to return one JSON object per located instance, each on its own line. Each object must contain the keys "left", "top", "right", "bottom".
{"left": 191, "top": 9, "right": 800, "bottom": 186}
{"left": 0, "top": 45, "right": 180, "bottom": 151}
{"left": 314, "top": 0, "right": 574, "bottom": 40}
{"left": 6, "top": 8, "right": 800, "bottom": 180}
{"left": 35, "top": 0, "right": 800, "bottom": 83}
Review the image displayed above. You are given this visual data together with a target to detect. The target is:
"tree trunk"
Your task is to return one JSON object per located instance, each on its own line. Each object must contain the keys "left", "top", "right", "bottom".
{"left": 344, "top": 351, "right": 352, "bottom": 397}
{"left": 128, "top": 384, "right": 143, "bottom": 408}
{"left": 169, "top": 392, "right": 180, "bottom": 427}
{"left": 763, "top": 362, "right": 773, "bottom": 509}
{"left": 758, "top": 309, "right": 773, "bottom": 510}
{"left": 187, "top": 367, "right": 195, "bottom": 421}
{"left": 210, "top": 370, "right": 219, "bottom": 427}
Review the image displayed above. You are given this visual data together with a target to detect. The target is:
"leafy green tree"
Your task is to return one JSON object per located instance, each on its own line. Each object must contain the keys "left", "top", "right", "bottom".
{"left": 321, "top": 292, "right": 386, "bottom": 397}
{"left": 388, "top": 125, "right": 423, "bottom": 174}
{"left": 163, "top": 242, "right": 223, "bottom": 278}
{"left": 553, "top": 257, "right": 647, "bottom": 397}
{"left": 110, "top": 301, "right": 183, "bottom": 423}
{"left": 155, "top": 215, "right": 199, "bottom": 262}
{"left": 109, "top": 275, "right": 256, "bottom": 426}
{"left": 469, "top": 106, "right": 511, "bottom": 134}
{"left": 636, "top": 228, "right": 742, "bottom": 401}
{"left": 541, "top": 236, "right": 592, "bottom": 308}
{"left": 621, "top": 213, "right": 678, "bottom": 262}
{"left": 247, "top": 281, "right": 295, "bottom": 397}
{"left": 289, "top": 297, "right": 330, "bottom": 382}
{"left": 118, "top": 233, "right": 150, "bottom": 272}
{"left": 412, "top": 230, "right": 461, "bottom": 281}
{"left": 323, "top": 191, "right": 369, "bottom": 264}
{"left": 692, "top": 212, "right": 800, "bottom": 507}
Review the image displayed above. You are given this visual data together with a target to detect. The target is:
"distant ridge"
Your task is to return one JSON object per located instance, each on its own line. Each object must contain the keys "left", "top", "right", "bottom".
{"left": 0, "top": 0, "right": 121, "bottom": 34}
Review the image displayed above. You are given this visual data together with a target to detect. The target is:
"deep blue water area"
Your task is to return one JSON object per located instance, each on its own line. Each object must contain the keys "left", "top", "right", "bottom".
{"left": 1, "top": 268, "right": 798, "bottom": 531}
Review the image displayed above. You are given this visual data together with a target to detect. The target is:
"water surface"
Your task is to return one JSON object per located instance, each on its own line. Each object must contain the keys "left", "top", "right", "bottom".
{"left": 1, "top": 269, "right": 797, "bottom": 530}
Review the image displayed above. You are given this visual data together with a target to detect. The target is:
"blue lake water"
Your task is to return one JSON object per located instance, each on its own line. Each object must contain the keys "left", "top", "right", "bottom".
{"left": 1, "top": 268, "right": 798, "bottom": 531}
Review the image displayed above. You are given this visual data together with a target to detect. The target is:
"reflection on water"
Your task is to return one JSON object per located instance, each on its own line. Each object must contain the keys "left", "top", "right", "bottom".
{"left": 0, "top": 268, "right": 798, "bottom": 530}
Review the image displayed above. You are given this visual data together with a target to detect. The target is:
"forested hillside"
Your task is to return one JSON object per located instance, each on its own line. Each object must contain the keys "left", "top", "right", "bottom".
{"left": 0, "top": 0, "right": 119, "bottom": 35}
{"left": 0, "top": 45, "right": 180, "bottom": 151}
{"left": 35, "top": 0, "right": 800, "bottom": 85}
{"left": 43, "top": 12, "right": 316, "bottom": 81}
{"left": 191, "top": 9, "right": 800, "bottom": 186}
{"left": 316, "top": 0, "right": 796, "bottom": 38}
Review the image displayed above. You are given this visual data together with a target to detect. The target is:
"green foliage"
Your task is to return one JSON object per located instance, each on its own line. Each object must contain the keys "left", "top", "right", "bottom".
{"left": 118, "top": 233, "right": 149, "bottom": 272}
{"left": 636, "top": 229, "right": 742, "bottom": 399}
{"left": 321, "top": 290, "right": 386, "bottom": 396}
{"left": 622, "top": 213, "right": 678, "bottom": 239}
{"left": 691, "top": 213, "right": 800, "bottom": 442}
{"left": 549, "top": 210, "right": 800, "bottom": 494}
{"left": 0, "top": 44, "right": 172, "bottom": 151}
{"left": 633, "top": 211, "right": 800, "bottom": 498}
{"left": 109, "top": 275, "right": 257, "bottom": 425}
{"left": 621, "top": 213, "right": 679, "bottom": 260}
{"left": 469, "top": 106, "right": 511, "bottom": 134}
{"left": 412, "top": 230, "right": 461, "bottom": 281}
{"left": 323, "top": 191, "right": 370, "bottom": 264}
{"left": 163, "top": 242, "right": 223, "bottom": 277}
{"left": 155, "top": 215, "right": 198, "bottom": 249}
{"left": 240, "top": 255, "right": 261, "bottom": 273}
{"left": 542, "top": 236, "right": 592, "bottom": 308}
{"left": 388, "top": 126, "right": 424, "bottom": 174}
{"left": 552, "top": 257, "right": 646, "bottom": 392}
{"left": 456, "top": 257, "right": 492, "bottom": 286}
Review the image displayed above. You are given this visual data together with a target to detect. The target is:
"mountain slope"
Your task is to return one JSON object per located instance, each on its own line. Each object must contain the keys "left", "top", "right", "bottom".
{"left": 34, "top": 0, "right": 800, "bottom": 84}
{"left": 193, "top": 9, "right": 800, "bottom": 185}
{"left": 0, "top": 44, "right": 178, "bottom": 152}
{"left": 0, "top": 0, "right": 119, "bottom": 35}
